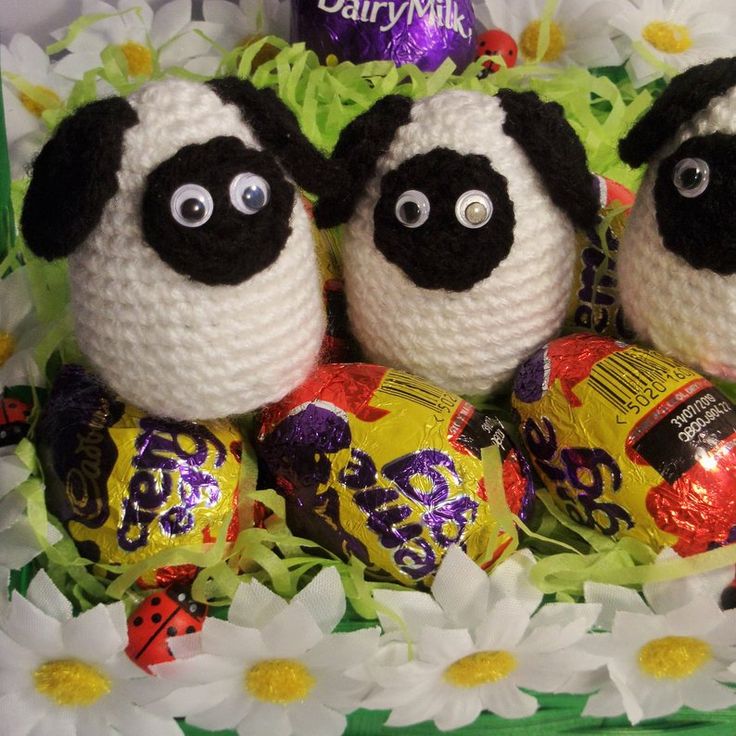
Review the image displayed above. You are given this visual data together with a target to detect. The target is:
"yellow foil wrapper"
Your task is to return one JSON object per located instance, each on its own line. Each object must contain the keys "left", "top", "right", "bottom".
{"left": 40, "top": 366, "right": 242, "bottom": 565}
{"left": 565, "top": 177, "right": 635, "bottom": 340}
{"left": 257, "top": 363, "right": 534, "bottom": 587}
{"left": 513, "top": 334, "right": 736, "bottom": 555}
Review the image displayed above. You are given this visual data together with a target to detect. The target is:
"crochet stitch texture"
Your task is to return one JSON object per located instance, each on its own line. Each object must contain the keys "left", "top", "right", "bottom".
{"left": 342, "top": 90, "right": 578, "bottom": 397}
{"left": 68, "top": 79, "right": 325, "bottom": 419}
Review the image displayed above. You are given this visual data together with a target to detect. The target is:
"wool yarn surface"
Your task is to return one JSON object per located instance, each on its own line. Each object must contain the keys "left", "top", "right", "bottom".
{"left": 23, "top": 78, "right": 326, "bottom": 420}
{"left": 618, "top": 59, "right": 736, "bottom": 380}
{"left": 340, "top": 89, "right": 589, "bottom": 397}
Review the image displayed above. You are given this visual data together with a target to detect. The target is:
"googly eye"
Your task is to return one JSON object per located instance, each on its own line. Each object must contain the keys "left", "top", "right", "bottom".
{"left": 673, "top": 158, "right": 710, "bottom": 198}
{"left": 170, "top": 184, "right": 214, "bottom": 228}
{"left": 229, "top": 173, "right": 271, "bottom": 215}
{"left": 395, "top": 190, "right": 430, "bottom": 228}
{"left": 455, "top": 190, "right": 493, "bottom": 228}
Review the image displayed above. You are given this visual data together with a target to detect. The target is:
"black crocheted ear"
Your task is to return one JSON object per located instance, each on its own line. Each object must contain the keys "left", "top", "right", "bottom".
{"left": 21, "top": 97, "right": 138, "bottom": 261}
{"left": 208, "top": 77, "right": 348, "bottom": 201}
{"left": 619, "top": 57, "right": 736, "bottom": 168}
{"left": 313, "top": 94, "right": 414, "bottom": 229}
{"left": 496, "top": 89, "right": 598, "bottom": 232}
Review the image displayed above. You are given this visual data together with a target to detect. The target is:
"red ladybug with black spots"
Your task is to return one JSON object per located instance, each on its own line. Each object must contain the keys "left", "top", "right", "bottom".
{"left": 475, "top": 29, "right": 518, "bottom": 76}
{"left": 126, "top": 583, "right": 207, "bottom": 672}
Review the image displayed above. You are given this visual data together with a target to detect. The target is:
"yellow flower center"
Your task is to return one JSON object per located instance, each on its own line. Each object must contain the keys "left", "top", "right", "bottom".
{"left": 19, "top": 85, "right": 62, "bottom": 118}
{"left": 520, "top": 19, "right": 566, "bottom": 62}
{"left": 642, "top": 21, "right": 693, "bottom": 54}
{"left": 119, "top": 41, "right": 154, "bottom": 77}
{"left": 245, "top": 659, "right": 316, "bottom": 704}
{"left": 443, "top": 650, "right": 517, "bottom": 688}
{"left": 0, "top": 331, "right": 16, "bottom": 366}
{"left": 638, "top": 636, "right": 712, "bottom": 679}
{"left": 33, "top": 659, "right": 112, "bottom": 707}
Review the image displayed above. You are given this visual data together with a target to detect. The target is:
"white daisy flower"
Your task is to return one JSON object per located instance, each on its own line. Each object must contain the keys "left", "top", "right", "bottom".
{"left": 609, "top": 0, "right": 736, "bottom": 87}
{"left": 0, "top": 568, "right": 179, "bottom": 736}
{"left": 0, "top": 269, "right": 46, "bottom": 391}
{"left": 202, "top": 0, "right": 268, "bottom": 54}
{"left": 474, "top": 0, "right": 623, "bottom": 68}
{"left": 0, "top": 34, "right": 72, "bottom": 179}
{"left": 0, "top": 444, "right": 62, "bottom": 571}
{"left": 151, "top": 566, "right": 380, "bottom": 736}
{"left": 53, "top": 0, "right": 223, "bottom": 83}
{"left": 363, "top": 547, "right": 602, "bottom": 729}
{"left": 583, "top": 553, "right": 736, "bottom": 724}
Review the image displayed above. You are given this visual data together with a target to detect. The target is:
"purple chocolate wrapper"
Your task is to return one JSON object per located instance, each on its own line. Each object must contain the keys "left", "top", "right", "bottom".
{"left": 292, "top": 0, "right": 476, "bottom": 72}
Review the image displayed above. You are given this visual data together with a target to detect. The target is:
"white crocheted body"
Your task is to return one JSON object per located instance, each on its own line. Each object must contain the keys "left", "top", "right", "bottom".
{"left": 343, "top": 90, "right": 576, "bottom": 397}
{"left": 618, "top": 86, "right": 736, "bottom": 379}
{"left": 69, "top": 79, "right": 325, "bottom": 420}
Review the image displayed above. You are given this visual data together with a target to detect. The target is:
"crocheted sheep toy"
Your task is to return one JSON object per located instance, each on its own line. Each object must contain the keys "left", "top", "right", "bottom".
{"left": 617, "top": 57, "right": 736, "bottom": 380}
{"left": 315, "top": 89, "right": 599, "bottom": 397}
{"left": 21, "top": 77, "right": 342, "bottom": 420}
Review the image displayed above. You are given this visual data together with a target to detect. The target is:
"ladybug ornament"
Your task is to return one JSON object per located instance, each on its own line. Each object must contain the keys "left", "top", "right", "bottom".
{"left": 126, "top": 583, "right": 207, "bottom": 672}
{"left": 475, "top": 29, "right": 518, "bottom": 75}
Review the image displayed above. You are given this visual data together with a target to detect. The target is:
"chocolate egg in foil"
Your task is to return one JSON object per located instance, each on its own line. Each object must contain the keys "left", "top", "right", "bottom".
{"left": 513, "top": 333, "right": 736, "bottom": 555}
{"left": 38, "top": 365, "right": 242, "bottom": 566}
{"left": 256, "top": 363, "right": 534, "bottom": 587}
{"left": 291, "top": 0, "right": 476, "bottom": 72}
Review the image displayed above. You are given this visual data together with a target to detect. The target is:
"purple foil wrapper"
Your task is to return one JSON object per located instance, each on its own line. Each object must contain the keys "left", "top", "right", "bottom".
{"left": 292, "top": 0, "right": 476, "bottom": 72}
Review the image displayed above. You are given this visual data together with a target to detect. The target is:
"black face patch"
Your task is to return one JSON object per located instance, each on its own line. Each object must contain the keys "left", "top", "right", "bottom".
{"left": 373, "top": 148, "right": 515, "bottom": 292}
{"left": 142, "top": 136, "right": 295, "bottom": 286}
{"left": 654, "top": 133, "right": 736, "bottom": 274}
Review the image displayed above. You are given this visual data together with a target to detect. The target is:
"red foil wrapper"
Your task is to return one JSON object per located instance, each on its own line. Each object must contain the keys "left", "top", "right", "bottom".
{"left": 514, "top": 333, "right": 736, "bottom": 555}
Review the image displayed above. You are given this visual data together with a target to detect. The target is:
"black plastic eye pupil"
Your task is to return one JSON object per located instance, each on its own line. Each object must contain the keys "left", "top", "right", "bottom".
{"left": 243, "top": 185, "right": 266, "bottom": 211}
{"left": 680, "top": 168, "right": 702, "bottom": 189}
{"left": 400, "top": 200, "right": 421, "bottom": 224}
{"left": 180, "top": 198, "right": 206, "bottom": 221}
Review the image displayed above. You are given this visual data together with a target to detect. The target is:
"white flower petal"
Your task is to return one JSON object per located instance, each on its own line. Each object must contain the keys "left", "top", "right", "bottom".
{"left": 0, "top": 689, "right": 47, "bottom": 736}
{"left": 200, "top": 616, "right": 266, "bottom": 660}
{"left": 52, "top": 52, "right": 106, "bottom": 80}
{"left": 110, "top": 702, "right": 184, "bottom": 736}
{"left": 75, "top": 709, "right": 109, "bottom": 736}
{"left": 664, "top": 598, "right": 726, "bottom": 636}
{"left": 61, "top": 603, "right": 126, "bottom": 661}
{"left": 481, "top": 680, "right": 538, "bottom": 719}
{"left": 472, "top": 599, "right": 531, "bottom": 650}
{"left": 384, "top": 683, "right": 447, "bottom": 727}
{"left": 303, "top": 627, "right": 380, "bottom": 670}
{"left": 204, "top": 0, "right": 254, "bottom": 29}
{"left": 28, "top": 711, "right": 76, "bottom": 736}
{"left": 4, "top": 591, "right": 63, "bottom": 658}
{"left": 229, "top": 577, "right": 288, "bottom": 628}
{"left": 237, "top": 700, "right": 291, "bottom": 736}
{"left": 148, "top": 679, "right": 239, "bottom": 718}
{"left": 153, "top": 653, "right": 243, "bottom": 683}
{"left": 372, "top": 588, "right": 445, "bottom": 635}
{"left": 683, "top": 675, "right": 736, "bottom": 711}
{"left": 584, "top": 582, "right": 649, "bottom": 630}
{"left": 150, "top": 0, "right": 190, "bottom": 46}
{"left": 292, "top": 566, "right": 345, "bottom": 635}
{"left": 184, "top": 692, "right": 253, "bottom": 731}
{"left": 25, "top": 570, "right": 73, "bottom": 622}
{"left": 289, "top": 701, "right": 346, "bottom": 736}
{"left": 0, "top": 455, "right": 31, "bottom": 498}
{"left": 311, "top": 669, "right": 370, "bottom": 712}
{"left": 521, "top": 603, "right": 601, "bottom": 652}
{"left": 260, "top": 601, "right": 324, "bottom": 657}
{"left": 166, "top": 631, "right": 201, "bottom": 659}
{"left": 433, "top": 691, "right": 483, "bottom": 730}
{"left": 582, "top": 681, "right": 625, "bottom": 717}
{"left": 430, "top": 545, "right": 490, "bottom": 628}
{"left": 418, "top": 627, "right": 476, "bottom": 664}
{"left": 486, "top": 549, "right": 541, "bottom": 617}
